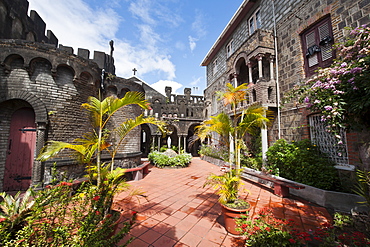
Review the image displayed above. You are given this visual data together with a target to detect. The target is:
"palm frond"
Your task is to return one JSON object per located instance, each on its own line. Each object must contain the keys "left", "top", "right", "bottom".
{"left": 37, "top": 141, "right": 88, "bottom": 162}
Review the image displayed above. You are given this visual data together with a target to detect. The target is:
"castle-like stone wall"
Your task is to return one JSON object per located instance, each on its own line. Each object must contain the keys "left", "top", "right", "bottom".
{"left": 0, "top": 0, "right": 58, "bottom": 45}
{"left": 0, "top": 40, "right": 102, "bottom": 189}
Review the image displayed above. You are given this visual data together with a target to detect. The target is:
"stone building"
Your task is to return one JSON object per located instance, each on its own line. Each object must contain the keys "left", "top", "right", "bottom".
{"left": 201, "top": 0, "right": 370, "bottom": 171}
{"left": 0, "top": 0, "right": 204, "bottom": 192}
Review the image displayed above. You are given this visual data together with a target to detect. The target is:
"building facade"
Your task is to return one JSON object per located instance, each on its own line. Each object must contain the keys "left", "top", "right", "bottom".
{"left": 202, "top": 0, "right": 370, "bottom": 170}
{"left": 0, "top": 0, "right": 204, "bottom": 191}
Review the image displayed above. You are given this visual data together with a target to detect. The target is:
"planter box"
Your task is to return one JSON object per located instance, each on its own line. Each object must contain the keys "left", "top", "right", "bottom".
{"left": 202, "top": 155, "right": 368, "bottom": 213}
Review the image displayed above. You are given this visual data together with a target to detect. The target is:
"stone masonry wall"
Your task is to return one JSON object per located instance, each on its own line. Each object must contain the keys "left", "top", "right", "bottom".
{"left": 273, "top": 0, "right": 370, "bottom": 144}
{"left": 0, "top": 40, "right": 101, "bottom": 189}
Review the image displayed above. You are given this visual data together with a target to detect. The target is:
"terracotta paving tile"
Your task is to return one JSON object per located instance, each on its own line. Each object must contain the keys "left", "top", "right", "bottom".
{"left": 196, "top": 218, "right": 215, "bottom": 229}
{"left": 141, "top": 218, "right": 161, "bottom": 228}
{"left": 130, "top": 224, "right": 150, "bottom": 237}
{"left": 211, "top": 221, "right": 228, "bottom": 234}
{"left": 221, "top": 235, "right": 245, "bottom": 247}
{"left": 152, "top": 222, "right": 172, "bottom": 234}
{"left": 162, "top": 215, "right": 182, "bottom": 226}
{"left": 188, "top": 224, "right": 210, "bottom": 237}
{"left": 137, "top": 228, "right": 162, "bottom": 244}
{"left": 152, "top": 235, "right": 178, "bottom": 247}
{"left": 114, "top": 158, "right": 333, "bottom": 247}
{"left": 183, "top": 214, "right": 200, "bottom": 223}
{"left": 179, "top": 232, "right": 203, "bottom": 246}
{"left": 171, "top": 210, "right": 188, "bottom": 219}
{"left": 198, "top": 239, "right": 222, "bottom": 247}
{"left": 127, "top": 237, "right": 152, "bottom": 247}
{"left": 205, "top": 229, "right": 226, "bottom": 245}
{"left": 164, "top": 226, "right": 187, "bottom": 240}
{"left": 176, "top": 219, "right": 196, "bottom": 231}
{"left": 151, "top": 212, "right": 170, "bottom": 222}
{"left": 179, "top": 205, "right": 197, "bottom": 214}
{"left": 173, "top": 242, "right": 190, "bottom": 247}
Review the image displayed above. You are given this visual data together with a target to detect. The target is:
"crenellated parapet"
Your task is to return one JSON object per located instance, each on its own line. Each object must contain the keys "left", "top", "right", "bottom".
{"left": 0, "top": 40, "right": 102, "bottom": 85}
{"left": 0, "top": 0, "right": 115, "bottom": 74}
{"left": 0, "top": 0, "right": 58, "bottom": 45}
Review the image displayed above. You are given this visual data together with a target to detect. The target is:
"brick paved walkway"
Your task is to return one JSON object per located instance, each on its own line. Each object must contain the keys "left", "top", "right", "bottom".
{"left": 113, "top": 157, "right": 332, "bottom": 247}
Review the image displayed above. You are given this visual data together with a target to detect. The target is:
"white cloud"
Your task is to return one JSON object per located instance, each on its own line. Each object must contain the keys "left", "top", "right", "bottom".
{"left": 28, "top": 0, "right": 177, "bottom": 82}
{"left": 150, "top": 80, "right": 183, "bottom": 95}
{"left": 188, "top": 36, "right": 198, "bottom": 52}
{"left": 129, "top": 0, "right": 156, "bottom": 25}
{"left": 190, "top": 77, "right": 202, "bottom": 86}
{"left": 192, "top": 9, "right": 207, "bottom": 39}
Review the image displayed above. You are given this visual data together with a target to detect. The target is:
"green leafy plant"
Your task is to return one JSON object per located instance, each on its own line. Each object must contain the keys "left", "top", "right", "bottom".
{"left": 37, "top": 92, "right": 166, "bottom": 187}
{"left": 265, "top": 139, "right": 340, "bottom": 190}
{"left": 285, "top": 25, "right": 370, "bottom": 143}
{"left": 197, "top": 83, "right": 270, "bottom": 211}
{"left": 354, "top": 169, "right": 370, "bottom": 209}
{"left": 198, "top": 144, "right": 230, "bottom": 161}
{"left": 148, "top": 151, "right": 191, "bottom": 168}
{"left": 236, "top": 208, "right": 300, "bottom": 246}
{"left": 0, "top": 181, "right": 136, "bottom": 246}
{"left": 0, "top": 189, "right": 35, "bottom": 240}
{"left": 236, "top": 209, "right": 370, "bottom": 247}
{"left": 203, "top": 169, "right": 249, "bottom": 209}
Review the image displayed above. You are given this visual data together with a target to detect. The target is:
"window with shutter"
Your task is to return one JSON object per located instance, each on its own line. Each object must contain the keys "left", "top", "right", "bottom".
{"left": 301, "top": 16, "right": 334, "bottom": 77}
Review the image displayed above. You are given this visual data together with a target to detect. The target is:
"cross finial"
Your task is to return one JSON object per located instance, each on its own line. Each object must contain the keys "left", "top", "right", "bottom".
{"left": 132, "top": 68, "right": 137, "bottom": 76}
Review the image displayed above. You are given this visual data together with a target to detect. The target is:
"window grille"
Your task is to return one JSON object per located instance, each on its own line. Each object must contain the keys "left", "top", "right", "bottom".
{"left": 309, "top": 114, "right": 351, "bottom": 168}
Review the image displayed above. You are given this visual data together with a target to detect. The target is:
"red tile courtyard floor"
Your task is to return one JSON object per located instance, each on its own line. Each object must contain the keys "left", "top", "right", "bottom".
{"left": 113, "top": 158, "right": 332, "bottom": 247}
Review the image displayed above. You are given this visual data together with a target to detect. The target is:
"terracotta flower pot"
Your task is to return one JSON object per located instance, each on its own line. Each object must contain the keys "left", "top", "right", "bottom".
{"left": 220, "top": 203, "right": 249, "bottom": 235}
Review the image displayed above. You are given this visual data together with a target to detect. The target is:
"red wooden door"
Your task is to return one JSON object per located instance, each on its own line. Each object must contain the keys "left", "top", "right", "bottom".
{"left": 3, "top": 108, "right": 36, "bottom": 191}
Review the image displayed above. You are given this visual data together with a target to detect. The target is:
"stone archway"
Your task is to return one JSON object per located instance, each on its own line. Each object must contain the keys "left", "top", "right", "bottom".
{"left": 140, "top": 124, "right": 152, "bottom": 158}
{"left": 0, "top": 93, "right": 48, "bottom": 191}
{"left": 187, "top": 123, "right": 201, "bottom": 157}
{"left": 161, "top": 125, "right": 179, "bottom": 151}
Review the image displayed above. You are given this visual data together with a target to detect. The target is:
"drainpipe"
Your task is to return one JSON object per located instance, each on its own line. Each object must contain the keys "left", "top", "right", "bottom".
{"left": 272, "top": 0, "right": 281, "bottom": 140}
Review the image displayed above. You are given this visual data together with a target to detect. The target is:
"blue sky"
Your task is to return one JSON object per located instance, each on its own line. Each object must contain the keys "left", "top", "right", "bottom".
{"left": 28, "top": 0, "right": 243, "bottom": 96}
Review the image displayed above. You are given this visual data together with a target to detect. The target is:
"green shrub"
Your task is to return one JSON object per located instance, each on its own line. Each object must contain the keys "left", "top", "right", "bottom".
{"left": 148, "top": 151, "right": 192, "bottom": 168}
{"left": 0, "top": 182, "right": 134, "bottom": 246}
{"left": 198, "top": 145, "right": 229, "bottom": 161}
{"left": 266, "top": 139, "right": 340, "bottom": 190}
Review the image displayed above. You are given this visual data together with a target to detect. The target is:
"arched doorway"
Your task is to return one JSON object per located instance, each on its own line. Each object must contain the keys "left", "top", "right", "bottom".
{"left": 187, "top": 124, "right": 201, "bottom": 157}
{"left": 161, "top": 125, "right": 178, "bottom": 151}
{"left": 4, "top": 108, "right": 36, "bottom": 191}
{"left": 140, "top": 124, "right": 152, "bottom": 158}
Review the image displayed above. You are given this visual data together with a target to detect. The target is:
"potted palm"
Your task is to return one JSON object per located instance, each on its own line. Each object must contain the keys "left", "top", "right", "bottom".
{"left": 197, "top": 83, "right": 271, "bottom": 234}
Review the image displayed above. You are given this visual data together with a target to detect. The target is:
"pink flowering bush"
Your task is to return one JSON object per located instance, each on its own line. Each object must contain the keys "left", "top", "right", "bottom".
{"left": 287, "top": 25, "right": 370, "bottom": 143}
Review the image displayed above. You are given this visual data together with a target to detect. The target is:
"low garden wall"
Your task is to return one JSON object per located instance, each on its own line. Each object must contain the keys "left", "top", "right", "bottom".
{"left": 201, "top": 155, "right": 368, "bottom": 213}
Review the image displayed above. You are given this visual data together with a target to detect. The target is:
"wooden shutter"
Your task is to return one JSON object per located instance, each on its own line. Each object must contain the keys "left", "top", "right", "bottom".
{"left": 301, "top": 16, "right": 334, "bottom": 77}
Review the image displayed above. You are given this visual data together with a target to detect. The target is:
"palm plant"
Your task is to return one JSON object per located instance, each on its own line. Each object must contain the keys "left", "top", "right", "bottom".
{"left": 38, "top": 91, "right": 165, "bottom": 187}
{"left": 198, "top": 83, "right": 271, "bottom": 208}
{"left": 197, "top": 83, "right": 271, "bottom": 170}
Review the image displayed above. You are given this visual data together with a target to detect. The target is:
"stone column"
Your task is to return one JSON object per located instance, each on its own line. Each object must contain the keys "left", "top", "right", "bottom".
{"left": 233, "top": 73, "right": 238, "bottom": 88}
{"left": 261, "top": 128, "right": 268, "bottom": 161}
{"left": 157, "top": 136, "right": 161, "bottom": 151}
{"left": 152, "top": 135, "right": 155, "bottom": 150}
{"left": 32, "top": 121, "right": 47, "bottom": 187}
{"left": 248, "top": 62, "right": 253, "bottom": 84}
{"left": 270, "top": 56, "right": 274, "bottom": 80}
{"left": 178, "top": 136, "right": 181, "bottom": 152}
{"left": 257, "top": 55, "right": 263, "bottom": 79}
